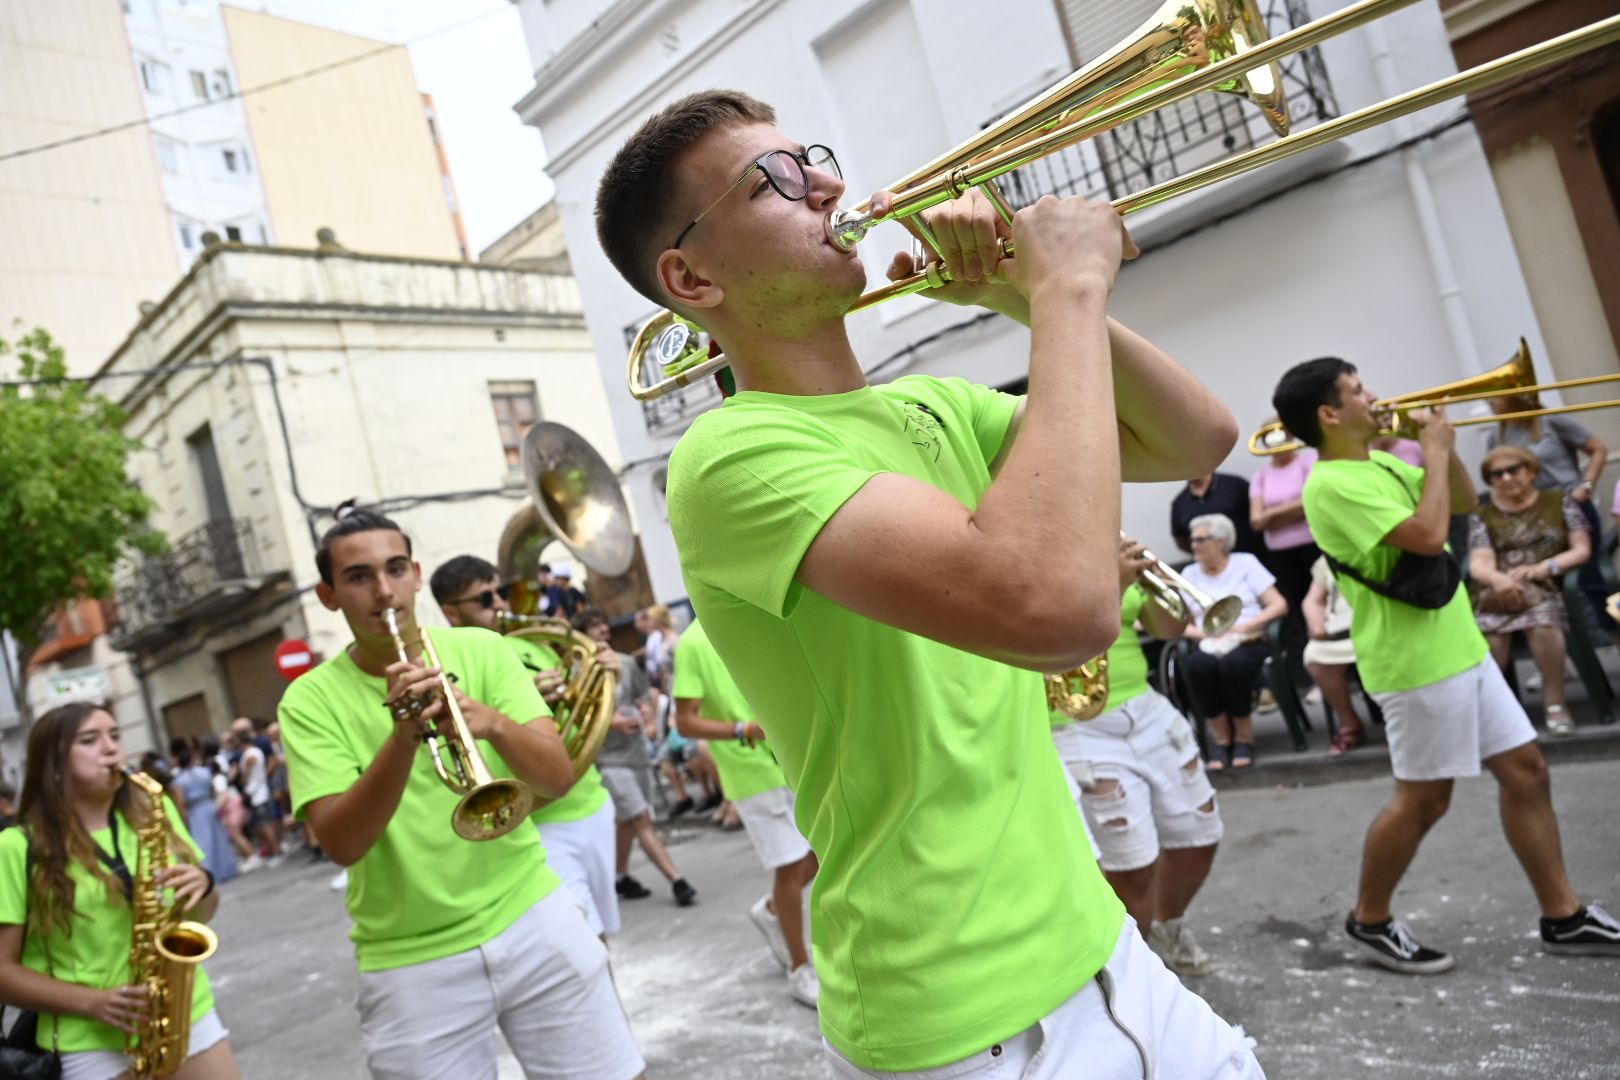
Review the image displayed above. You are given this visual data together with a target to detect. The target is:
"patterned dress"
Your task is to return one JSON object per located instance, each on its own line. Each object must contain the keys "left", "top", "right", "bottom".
{"left": 1467, "top": 490, "right": 1586, "bottom": 635}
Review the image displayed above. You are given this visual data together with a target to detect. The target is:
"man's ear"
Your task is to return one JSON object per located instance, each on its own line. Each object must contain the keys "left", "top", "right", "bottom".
{"left": 315, "top": 581, "right": 340, "bottom": 612}
{"left": 656, "top": 249, "right": 723, "bottom": 311}
{"left": 1316, "top": 401, "right": 1339, "bottom": 434}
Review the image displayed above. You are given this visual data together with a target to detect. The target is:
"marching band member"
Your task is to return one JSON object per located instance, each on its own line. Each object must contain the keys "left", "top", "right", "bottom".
{"left": 1274, "top": 358, "right": 1620, "bottom": 973}
{"left": 1050, "top": 539, "right": 1225, "bottom": 976}
{"left": 0, "top": 702, "right": 240, "bottom": 1080}
{"left": 277, "top": 505, "right": 643, "bottom": 1079}
{"left": 595, "top": 90, "right": 1256, "bottom": 1077}
{"left": 430, "top": 555, "right": 623, "bottom": 941}
{"left": 671, "top": 618, "right": 819, "bottom": 1008}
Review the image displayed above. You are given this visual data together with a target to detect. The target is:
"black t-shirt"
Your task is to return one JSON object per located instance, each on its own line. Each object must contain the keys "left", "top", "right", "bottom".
{"left": 1169, "top": 472, "right": 1265, "bottom": 558}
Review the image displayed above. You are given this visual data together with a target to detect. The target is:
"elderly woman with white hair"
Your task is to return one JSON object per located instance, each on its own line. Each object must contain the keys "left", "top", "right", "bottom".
{"left": 1178, "top": 513, "right": 1289, "bottom": 769}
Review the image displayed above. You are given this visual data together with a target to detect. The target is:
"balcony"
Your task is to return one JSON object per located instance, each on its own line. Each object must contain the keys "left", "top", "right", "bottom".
{"left": 106, "top": 518, "right": 279, "bottom": 653}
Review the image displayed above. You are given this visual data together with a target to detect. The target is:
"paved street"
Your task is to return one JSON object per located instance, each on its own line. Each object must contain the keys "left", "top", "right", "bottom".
{"left": 208, "top": 757, "right": 1620, "bottom": 1079}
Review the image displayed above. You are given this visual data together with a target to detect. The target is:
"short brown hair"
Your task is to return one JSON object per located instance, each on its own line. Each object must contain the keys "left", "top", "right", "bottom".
{"left": 1480, "top": 444, "right": 1540, "bottom": 484}
{"left": 595, "top": 90, "right": 776, "bottom": 306}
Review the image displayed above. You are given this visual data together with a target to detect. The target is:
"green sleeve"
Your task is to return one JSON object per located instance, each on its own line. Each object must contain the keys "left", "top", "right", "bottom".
{"left": 278, "top": 679, "right": 366, "bottom": 818}
{"left": 670, "top": 632, "right": 707, "bottom": 700}
{"left": 936, "top": 376, "right": 1022, "bottom": 468}
{"left": 667, "top": 407, "right": 875, "bottom": 619}
{"left": 0, "top": 828, "right": 28, "bottom": 926}
{"left": 504, "top": 634, "right": 562, "bottom": 673}
{"left": 470, "top": 631, "right": 550, "bottom": 726}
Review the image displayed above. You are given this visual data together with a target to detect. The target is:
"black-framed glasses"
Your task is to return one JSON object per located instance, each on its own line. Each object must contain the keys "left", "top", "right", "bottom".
{"left": 449, "top": 585, "right": 510, "bottom": 610}
{"left": 1485, "top": 463, "right": 1528, "bottom": 481}
{"left": 672, "top": 144, "right": 841, "bottom": 249}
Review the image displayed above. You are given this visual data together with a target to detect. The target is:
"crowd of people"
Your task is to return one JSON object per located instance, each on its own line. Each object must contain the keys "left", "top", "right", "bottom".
{"left": 3, "top": 84, "right": 1619, "bottom": 1080}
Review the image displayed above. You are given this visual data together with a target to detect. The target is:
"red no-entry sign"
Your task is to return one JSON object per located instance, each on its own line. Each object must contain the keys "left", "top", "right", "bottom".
{"left": 274, "top": 638, "right": 316, "bottom": 681}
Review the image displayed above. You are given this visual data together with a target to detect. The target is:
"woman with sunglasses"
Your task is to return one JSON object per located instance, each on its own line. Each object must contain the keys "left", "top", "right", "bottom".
{"left": 0, "top": 702, "right": 240, "bottom": 1080}
{"left": 1467, "top": 445, "right": 1592, "bottom": 734}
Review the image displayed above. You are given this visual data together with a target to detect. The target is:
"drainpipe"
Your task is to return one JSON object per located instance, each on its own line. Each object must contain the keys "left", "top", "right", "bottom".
{"left": 1363, "top": 20, "right": 1483, "bottom": 376}
{"left": 130, "top": 652, "right": 164, "bottom": 752}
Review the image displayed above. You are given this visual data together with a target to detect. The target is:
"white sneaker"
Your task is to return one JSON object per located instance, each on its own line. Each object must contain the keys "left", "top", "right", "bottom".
{"left": 329, "top": 869, "right": 349, "bottom": 892}
{"left": 1546, "top": 706, "right": 1576, "bottom": 736}
{"left": 239, "top": 854, "right": 264, "bottom": 873}
{"left": 749, "top": 894, "right": 793, "bottom": 971}
{"left": 788, "top": 962, "right": 819, "bottom": 1009}
{"left": 1149, "top": 918, "right": 1214, "bottom": 976}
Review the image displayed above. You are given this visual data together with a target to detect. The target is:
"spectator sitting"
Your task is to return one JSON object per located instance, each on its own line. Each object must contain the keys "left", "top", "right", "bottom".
{"left": 1178, "top": 513, "right": 1289, "bottom": 770}
{"left": 1302, "top": 555, "right": 1366, "bottom": 756}
{"left": 1467, "top": 445, "right": 1592, "bottom": 736}
{"left": 1170, "top": 471, "right": 1265, "bottom": 557}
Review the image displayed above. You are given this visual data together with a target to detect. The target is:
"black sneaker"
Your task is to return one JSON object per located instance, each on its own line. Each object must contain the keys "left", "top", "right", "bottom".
{"left": 668, "top": 798, "right": 695, "bottom": 818}
{"left": 1345, "top": 914, "right": 1456, "bottom": 974}
{"left": 698, "top": 793, "right": 724, "bottom": 813}
{"left": 1541, "top": 903, "right": 1620, "bottom": 956}
{"left": 615, "top": 874, "right": 652, "bottom": 900}
{"left": 672, "top": 877, "right": 698, "bottom": 907}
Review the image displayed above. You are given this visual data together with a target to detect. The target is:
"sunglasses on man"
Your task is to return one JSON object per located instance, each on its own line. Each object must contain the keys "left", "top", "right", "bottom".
{"left": 449, "top": 584, "right": 511, "bottom": 609}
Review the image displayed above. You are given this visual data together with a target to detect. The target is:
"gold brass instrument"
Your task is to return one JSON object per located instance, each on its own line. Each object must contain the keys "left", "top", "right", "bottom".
{"left": 1045, "top": 532, "right": 1244, "bottom": 721}
{"left": 1250, "top": 339, "right": 1620, "bottom": 455}
{"left": 493, "top": 611, "right": 618, "bottom": 810}
{"left": 122, "top": 768, "right": 219, "bottom": 1079}
{"left": 627, "top": 3, "right": 1620, "bottom": 400}
{"left": 383, "top": 608, "right": 536, "bottom": 840}
{"left": 520, "top": 423, "right": 635, "bottom": 578}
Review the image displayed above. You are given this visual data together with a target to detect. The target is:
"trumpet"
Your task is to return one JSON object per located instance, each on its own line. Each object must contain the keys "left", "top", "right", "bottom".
{"left": 383, "top": 608, "right": 535, "bottom": 840}
{"left": 629, "top": 3, "right": 1620, "bottom": 400}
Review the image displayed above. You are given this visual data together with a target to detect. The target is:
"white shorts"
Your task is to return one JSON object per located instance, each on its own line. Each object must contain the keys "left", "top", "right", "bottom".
{"left": 1372, "top": 656, "right": 1536, "bottom": 781}
{"left": 538, "top": 797, "right": 620, "bottom": 936}
{"left": 356, "top": 889, "right": 644, "bottom": 1080}
{"left": 598, "top": 765, "right": 653, "bottom": 823}
{"left": 824, "top": 918, "right": 1262, "bottom": 1078}
{"left": 733, "top": 787, "right": 813, "bottom": 869}
{"left": 1053, "top": 690, "right": 1223, "bottom": 872}
{"left": 61, "top": 1009, "right": 228, "bottom": 1080}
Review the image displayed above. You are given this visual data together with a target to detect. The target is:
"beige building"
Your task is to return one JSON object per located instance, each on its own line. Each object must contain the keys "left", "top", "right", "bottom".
{"left": 221, "top": 6, "right": 463, "bottom": 263}
{"left": 0, "top": 0, "right": 181, "bottom": 374}
{"left": 480, "top": 202, "right": 571, "bottom": 273}
{"left": 80, "top": 232, "right": 622, "bottom": 748}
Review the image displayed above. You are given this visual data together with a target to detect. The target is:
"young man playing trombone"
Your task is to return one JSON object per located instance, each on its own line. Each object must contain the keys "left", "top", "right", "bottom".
{"left": 277, "top": 506, "right": 644, "bottom": 1080}
{"left": 1273, "top": 358, "right": 1620, "bottom": 974}
{"left": 597, "top": 91, "right": 1256, "bottom": 1077}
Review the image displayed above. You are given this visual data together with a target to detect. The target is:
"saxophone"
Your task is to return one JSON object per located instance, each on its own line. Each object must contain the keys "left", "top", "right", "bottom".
{"left": 121, "top": 768, "right": 220, "bottom": 1078}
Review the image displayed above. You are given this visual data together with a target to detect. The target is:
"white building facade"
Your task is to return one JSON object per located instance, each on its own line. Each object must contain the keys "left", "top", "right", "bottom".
{"left": 123, "top": 0, "right": 274, "bottom": 267}
{"left": 513, "top": 0, "right": 1557, "bottom": 602}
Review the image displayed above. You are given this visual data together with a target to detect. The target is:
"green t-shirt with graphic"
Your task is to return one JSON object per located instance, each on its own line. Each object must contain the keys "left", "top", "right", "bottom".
{"left": 668, "top": 374, "right": 1123, "bottom": 1072}
{"left": 1303, "top": 450, "right": 1485, "bottom": 693}
{"left": 279, "top": 625, "right": 559, "bottom": 971}
{"left": 0, "top": 798, "right": 215, "bottom": 1052}
{"left": 1049, "top": 584, "right": 1152, "bottom": 726}
{"left": 504, "top": 633, "right": 609, "bottom": 825}
{"left": 670, "top": 619, "right": 789, "bottom": 804}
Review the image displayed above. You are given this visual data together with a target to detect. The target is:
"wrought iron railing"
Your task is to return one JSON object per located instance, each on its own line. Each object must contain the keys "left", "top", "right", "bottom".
{"left": 107, "top": 518, "right": 262, "bottom": 648}
{"left": 625, "top": 314, "right": 724, "bottom": 436}
{"left": 1000, "top": 0, "right": 1340, "bottom": 208}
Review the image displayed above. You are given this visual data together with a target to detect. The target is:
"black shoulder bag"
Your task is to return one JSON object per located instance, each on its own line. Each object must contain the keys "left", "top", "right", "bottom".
{"left": 1, "top": 837, "right": 63, "bottom": 1080}
{"left": 1322, "top": 461, "right": 1462, "bottom": 610}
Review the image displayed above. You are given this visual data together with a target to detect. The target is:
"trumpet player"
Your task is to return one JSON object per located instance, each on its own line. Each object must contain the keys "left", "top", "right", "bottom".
{"left": 1050, "top": 538, "right": 1225, "bottom": 976}
{"left": 278, "top": 505, "right": 644, "bottom": 1080}
{"left": 430, "top": 554, "right": 623, "bottom": 940}
{"left": 597, "top": 91, "right": 1254, "bottom": 1077}
{"left": 0, "top": 702, "right": 241, "bottom": 1079}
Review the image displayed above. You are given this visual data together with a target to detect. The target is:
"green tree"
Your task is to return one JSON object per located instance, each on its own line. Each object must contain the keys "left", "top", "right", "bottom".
{"left": 0, "top": 327, "right": 163, "bottom": 721}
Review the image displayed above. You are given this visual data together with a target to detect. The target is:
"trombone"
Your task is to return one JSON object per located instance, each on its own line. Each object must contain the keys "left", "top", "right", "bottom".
{"left": 1249, "top": 339, "right": 1620, "bottom": 455}
{"left": 383, "top": 608, "right": 535, "bottom": 840}
{"left": 628, "top": 1, "right": 1620, "bottom": 400}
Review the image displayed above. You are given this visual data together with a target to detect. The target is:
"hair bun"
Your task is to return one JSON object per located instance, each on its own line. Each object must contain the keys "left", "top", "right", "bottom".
{"left": 334, "top": 498, "right": 360, "bottom": 521}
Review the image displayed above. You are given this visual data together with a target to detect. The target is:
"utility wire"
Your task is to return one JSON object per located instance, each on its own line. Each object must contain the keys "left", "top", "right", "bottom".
{"left": 0, "top": 5, "right": 509, "bottom": 165}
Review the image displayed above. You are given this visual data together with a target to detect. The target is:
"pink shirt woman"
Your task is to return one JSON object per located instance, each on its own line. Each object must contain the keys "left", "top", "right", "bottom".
{"left": 1249, "top": 447, "right": 1318, "bottom": 551}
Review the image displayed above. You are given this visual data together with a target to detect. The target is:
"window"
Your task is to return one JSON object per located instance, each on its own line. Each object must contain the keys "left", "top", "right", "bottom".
{"left": 224, "top": 225, "right": 242, "bottom": 242}
{"left": 212, "top": 69, "right": 232, "bottom": 97}
{"left": 155, "top": 136, "right": 178, "bottom": 174}
{"left": 191, "top": 70, "right": 208, "bottom": 100}
{"left": 179, "top": 223, "right": 194, "bottom": 249}
{"left": 222, "top": 148, "right": 238, "bottom": 172}
{"left": 489, "top": 382, "right": 541, "bottom": 470}
{"left": 138, "top": 59, "right": 163, "bottom": 93}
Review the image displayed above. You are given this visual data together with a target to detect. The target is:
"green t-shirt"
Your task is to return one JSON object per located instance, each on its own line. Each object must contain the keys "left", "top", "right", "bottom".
{"left": 0, "top": 799, "right": 215, "bottom": 1052}
{"left": 1049, "top": 584, "right": 1151, "bottom": 726}
{"left": 1303, "top": 451, "right": 1486, "bottom": 693}
{"left": 670, "top": 619, "right": 789, "bottom": 804}
{"left": 278, "top": 625, "right": 560, "bottom": 971}
{"left": 667, "top": 375, "right": 1123, "bottom": 1071}
{"left": 504, "top": 633, "right": 609, "bottom": 825}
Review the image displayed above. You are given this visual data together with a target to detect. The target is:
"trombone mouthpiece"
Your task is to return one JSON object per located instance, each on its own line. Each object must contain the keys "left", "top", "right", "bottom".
{"left": 826, "top": 209, "right": 871, "bottom": 251}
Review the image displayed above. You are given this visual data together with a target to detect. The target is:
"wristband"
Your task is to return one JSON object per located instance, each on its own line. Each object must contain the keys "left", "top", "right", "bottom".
{"left": 199, "top": 868, "right": 216, "bottom": 901}
{"left": 733, "top": 722, "right": 746, "bottom": 742}
{"left": 1543, "top": 559, "right": 1560, "bottom": 578}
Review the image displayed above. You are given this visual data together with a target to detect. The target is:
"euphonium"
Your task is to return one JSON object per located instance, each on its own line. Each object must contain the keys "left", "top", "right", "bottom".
{"left": 383, "top": 608, "right": 536, "bottom": 840}
{"left": 1046, "top": 657, "right": 1112, "bottom": 722}
{"left": 122, "top": 768, "right": 218, "bottom": 1079}
{"left": 494, "top": 611, "right": 617, "bottom": 809}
